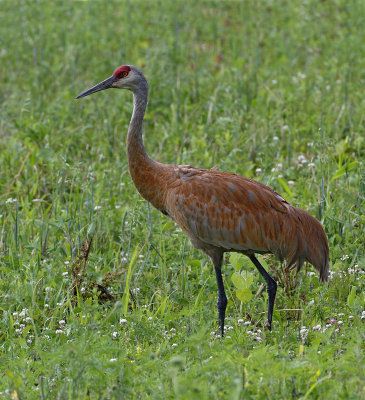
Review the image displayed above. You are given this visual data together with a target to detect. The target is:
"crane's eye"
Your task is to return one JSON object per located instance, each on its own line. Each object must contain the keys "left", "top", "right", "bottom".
{"left": 118, "top": 70, "right": 129, "bottom": 79}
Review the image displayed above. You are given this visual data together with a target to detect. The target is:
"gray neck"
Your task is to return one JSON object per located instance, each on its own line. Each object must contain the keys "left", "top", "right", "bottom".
{"left": 127, "top": 80, "right": 151, "bottom": 162}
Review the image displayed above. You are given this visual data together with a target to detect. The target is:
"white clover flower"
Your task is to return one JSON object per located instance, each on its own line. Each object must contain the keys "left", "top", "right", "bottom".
{"left": 25, "top": 317, "right": 32, "bottom": 324}
{"left": 172, "top": 343, "right": 178, "bottom": 348}
{"left": 273, "top": 136, "right": 280, "bottom": 141}
{"left": 300, "top": 326, "right": 309, "bottom": 341}
{"left": 237, "top": 319, "right": 244, "bottom": 324}
{"left": 348, "top": 315, "right": 354, "bottom": 322}
{"left": 308, "top": 163, "right": 315, "bottom": 168}
{"left": 255, "top": 168, "right": 262, "bottom": 174}
{"left": 59, "top": 320, "right": 66, "bottom": 328}
{"left": 94, "top": 206, "right": 102, "bottom": 211}
{"left": 6, "top": 198, "right": 17, "bottom": 204}
{"left": 244, "top": 321, "right": 251, "bottom": 326}
{"left": 110, "top": 358, "right": 117, "bottom": 362}
{"left": 62, "top": 272, "right": 68, "bottom": 276}
{"left": 148, "top": 316, "right": 153, "bottom": 321}
{"left": 112, "top": 331, "right": 118, "bottom": 339}
{"left": 120, "top": 318, "right": 127, "bottom": 325}
{"left": 55, "top": 329, "right": 63, "bottom": 335}
{"left": 170, "top": 328, "right": 176, "bottom": 333}
{"left": 19, "top": 309, "right": 28, "bottom": 318}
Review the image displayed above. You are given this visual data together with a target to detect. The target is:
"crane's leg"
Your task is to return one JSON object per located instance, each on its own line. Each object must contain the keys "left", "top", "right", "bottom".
{"left": 211, "top": 253, "right": 227, "bottom": 337}
{"left": 249, "top": 254, "right": 277, "bottom": 330}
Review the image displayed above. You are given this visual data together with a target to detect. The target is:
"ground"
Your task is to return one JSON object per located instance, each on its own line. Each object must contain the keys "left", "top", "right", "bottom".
{"left": 0, "top": 1, "right": 364, "bottom": 399}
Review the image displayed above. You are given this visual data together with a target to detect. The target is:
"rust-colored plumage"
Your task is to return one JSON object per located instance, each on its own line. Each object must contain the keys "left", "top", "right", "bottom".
{"left": 77, "top": 65, "right": 330, "bottom": 335}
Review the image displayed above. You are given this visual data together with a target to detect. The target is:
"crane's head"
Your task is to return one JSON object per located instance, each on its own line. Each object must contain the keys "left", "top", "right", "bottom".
{"left": 76, "top": 65, "right": 147, "bottom": 99}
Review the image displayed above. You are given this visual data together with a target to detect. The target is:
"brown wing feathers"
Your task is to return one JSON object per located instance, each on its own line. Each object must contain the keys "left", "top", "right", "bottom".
{"left": 167, "top": 167, "right": 329, "bottom": 281}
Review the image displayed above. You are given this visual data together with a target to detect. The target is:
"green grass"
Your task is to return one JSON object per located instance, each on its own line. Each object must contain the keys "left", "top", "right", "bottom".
{"left": 0, "top": 1, "right": 364, "bottom": 398}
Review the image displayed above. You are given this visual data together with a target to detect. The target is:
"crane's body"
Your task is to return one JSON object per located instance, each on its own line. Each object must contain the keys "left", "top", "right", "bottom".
{"left": 77, "top": 65, "right": 329, "bottom": 335}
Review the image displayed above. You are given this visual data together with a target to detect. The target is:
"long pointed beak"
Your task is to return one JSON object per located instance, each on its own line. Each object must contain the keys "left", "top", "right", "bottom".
{"left": 76, "top": 76, "right": 115, "bottom": 99}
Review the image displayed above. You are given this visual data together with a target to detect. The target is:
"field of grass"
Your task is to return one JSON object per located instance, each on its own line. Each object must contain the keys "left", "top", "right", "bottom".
{"left": 1, "top": 1, "right": 364, "bottom": 398}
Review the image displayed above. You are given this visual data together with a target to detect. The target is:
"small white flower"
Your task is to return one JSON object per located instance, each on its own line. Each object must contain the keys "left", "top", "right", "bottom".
{"left": 348, "top": 315, "right": 354, "bottom": 322}
{"left": 272, "top": 80, "right": 277, "bottom": 84}
{"left": 297, "top": 72, "right": 306, "bottom": 79}
{"left": 59, "top": 320, "right": 66, "bottom": 328}
{"left": 308, "top": 163, "right": 315, "bottom": 168}
{"left": 120, "top": 318, "right": 127, "bottom": 325}
{"left": 55, "top": 329, "right": 63, "bottom": 335}
{"left": 148, "top": 316, "right": 153, "bottom": 321}
{"left": 19, "top": 309, "right": 28, "bottom": 318}
{"left": 170, "top": 328, "right": 176, "bottom": 333}
{"left": 237, "top": 319, "right": 244, "bottom": 324}
{"left": 25, "top": 317, "right": 32, "bottom": 324}
{"left": 312, "top": 324, "right": 321, "bottom": 331}
{"left": 112, "top": 331, "right": 118, "bottom": 339}
{"left": 64, "top": 261, "right": 70, "bottom": 265}
{"left": 255, "top": 168, "right": 262, "bottom": 174}
{"left": 62, "top": 272, "right": 68, "bottom": 276}
{"left": 273, "top": 136, "right": 280, "bottom": 141}
{"left": 244, "top": 321, "right": 251, "bottom": 326}
{"left": 110, "top": 358, "right": 117, "bottom": 362}
{"left": 172, "top": 343, "right": 178, "bottom": 348}
{"left": 6, "top": 198, "right": 17, "bottom": 204}
{"left": 94, "top": 206, "right": 102, "bottom": 211}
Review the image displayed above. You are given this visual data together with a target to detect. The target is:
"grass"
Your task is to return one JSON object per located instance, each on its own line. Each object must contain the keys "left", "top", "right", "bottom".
{"left": 0, "top": 0, "right": 364, "bottom": 398}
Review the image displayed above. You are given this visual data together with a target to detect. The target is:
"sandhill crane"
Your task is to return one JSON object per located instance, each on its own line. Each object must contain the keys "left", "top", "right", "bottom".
{"left": 77, "top": 65, "right": 329, "bottom": 336}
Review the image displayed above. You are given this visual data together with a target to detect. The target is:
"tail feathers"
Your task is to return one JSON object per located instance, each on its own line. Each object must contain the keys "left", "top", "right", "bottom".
{"left": 284, "top": 207, "right": 329, "bottom": 283}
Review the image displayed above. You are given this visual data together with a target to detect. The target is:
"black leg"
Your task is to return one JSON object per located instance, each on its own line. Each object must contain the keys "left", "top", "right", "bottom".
{"left": 212, "top": 254, "right": 227, "bottom": 337}
{"left": 249, "top": 254, "right": 277, "bottom": 330}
